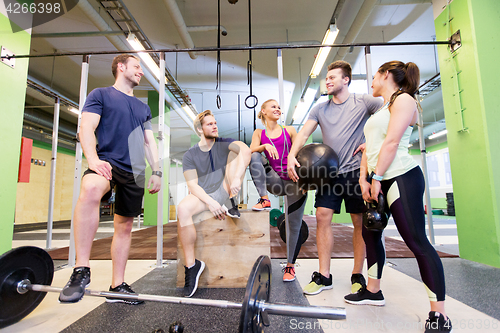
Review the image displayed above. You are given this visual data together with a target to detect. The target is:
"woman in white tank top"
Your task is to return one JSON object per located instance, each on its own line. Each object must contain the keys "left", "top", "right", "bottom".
{"left": 344, "top": 61, "right": 452, "bottom": 333}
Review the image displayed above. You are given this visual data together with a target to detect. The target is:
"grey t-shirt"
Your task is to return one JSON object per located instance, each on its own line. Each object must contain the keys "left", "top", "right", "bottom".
{"left": 308, "top": 93, "right": 383, "bottom": 174}
{"left": 182, "top": 137, "right": 235, "bottom": 194}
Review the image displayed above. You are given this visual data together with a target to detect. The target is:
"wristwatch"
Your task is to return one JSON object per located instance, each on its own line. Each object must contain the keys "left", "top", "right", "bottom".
{"left": 152, "top": 171, "right": 162, "bottom": 177}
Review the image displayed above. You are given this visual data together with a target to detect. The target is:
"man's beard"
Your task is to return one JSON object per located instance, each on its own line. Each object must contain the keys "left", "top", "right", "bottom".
{"left": 204, "top": 132, "right": 218, "bottom": 139}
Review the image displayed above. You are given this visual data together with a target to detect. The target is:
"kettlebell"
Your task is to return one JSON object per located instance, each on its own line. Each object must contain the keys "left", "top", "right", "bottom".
{"left": 363, "top": 193, "right": 390, "bottom": 231}
{"left": 277, "top": 214, "right": 309, "bottom": 245}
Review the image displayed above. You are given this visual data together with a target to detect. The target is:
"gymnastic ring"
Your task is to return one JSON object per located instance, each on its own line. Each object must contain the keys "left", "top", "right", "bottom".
{"left": 245, "top": 95, "right": 258, "bottom": 109}
{"left": 216, "top": 95, "right": 222, "bottom": 109}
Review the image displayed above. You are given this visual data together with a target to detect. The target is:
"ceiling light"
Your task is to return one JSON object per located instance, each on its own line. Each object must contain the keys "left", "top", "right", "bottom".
{"left": 309, "top": 24, "right": 339, "bottom": 78}
{"left": 182, "top": 103, "right": 197, "bottom": 121}
{"left": 126, "top": 33, "right": 161, "bottom": 81}
{"left": 68, "top": 107, "right": 79, "bottom": 114}
{"left": 292, "top": 88, "right": 317, "bottom": 123}
{"left": 428, "top": 130, "right": 447, "bottom": 140}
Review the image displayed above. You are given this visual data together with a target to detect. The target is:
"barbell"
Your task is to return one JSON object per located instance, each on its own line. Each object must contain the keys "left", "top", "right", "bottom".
{"left": 0, "top": 246, "right": 346, "bottom": 332}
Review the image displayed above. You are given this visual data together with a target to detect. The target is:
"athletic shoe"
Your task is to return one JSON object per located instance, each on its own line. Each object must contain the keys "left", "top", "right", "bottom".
{"left": 303, "top": 271, "right": 333, "bottom": 295}
{"left": 344, "top": 287, "right": 385, "bottom": 306}
{"left": 226, "top": 197, "right": 241, "bottom": 218}
{"left": 282, "top": 266, "right": 296, "bottom": 282}
{"left": 252, "top": 198, "right": 271, "bottom": 211}
{"left": 425, "top": 311, "right": 453, "bottom": 332}
{"left": 184, "top": 259, "right": 205, "bottom": 297}
{"left": 106, "top": 282, "right": 144, "bottom": 305}
{"left": 226, "top": 205, "right": 241, "bottom": 219}
{"left": 59, "top": 267, "right": 91, "bottom": 303}
{"left": 351, "top": 273, "right": 367, "bottom": 293}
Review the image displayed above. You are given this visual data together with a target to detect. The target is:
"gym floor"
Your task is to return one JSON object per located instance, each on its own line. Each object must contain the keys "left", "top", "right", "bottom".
{"left": 6, "top": 216, "right": 500, "bottom": 333}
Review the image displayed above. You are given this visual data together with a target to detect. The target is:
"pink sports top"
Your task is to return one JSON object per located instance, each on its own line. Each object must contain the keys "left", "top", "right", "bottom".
{"left": 261, "top": 127, "right": 292, "bottom": 180}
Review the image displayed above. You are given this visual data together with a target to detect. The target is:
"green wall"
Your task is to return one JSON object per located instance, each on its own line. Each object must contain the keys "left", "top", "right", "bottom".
{"left": 143, "top": 90, "right": 171, "bottom": 226}
{"left": 435, "top": 0, "right": 500, "bottom": 267}
{"left": 0, "top": 13, "right": 31, "bottom": 254}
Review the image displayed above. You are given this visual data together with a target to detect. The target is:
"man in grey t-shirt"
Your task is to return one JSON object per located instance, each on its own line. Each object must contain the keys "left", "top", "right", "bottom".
{"left": 178, "top": 110, "right": 251, "bottom": 297}
{"left": 288, "top": 61, "right": 383, "bottom": 296}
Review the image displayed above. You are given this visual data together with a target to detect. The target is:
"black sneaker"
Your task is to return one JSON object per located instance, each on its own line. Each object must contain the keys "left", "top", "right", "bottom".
{"left": 106, "top": 282, "right": 144, "bottom": 305}
{"left": 59, "top": 266, "right": 91, "bottom": 303}
{"left": 425, "top": 311, "right": 453, "bottom": 332}
{"left": 344, "top": 287, "right": 385, "bottom": 306}
{"left": 184, "top": 259, "right": 205, "bottom": 297}
{"left": 351, "top": 273, "right": 367, "bottom": 293}
{"left": 227, "top": 206, "right": 241, "bottom": 218}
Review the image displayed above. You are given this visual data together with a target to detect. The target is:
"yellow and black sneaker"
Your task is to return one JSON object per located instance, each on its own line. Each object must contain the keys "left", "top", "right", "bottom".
{"left": 350, "top": 273, "right": 367, "bottom": 293}
{"left": 303, "top": 271, "right": 332, "bottom": 295}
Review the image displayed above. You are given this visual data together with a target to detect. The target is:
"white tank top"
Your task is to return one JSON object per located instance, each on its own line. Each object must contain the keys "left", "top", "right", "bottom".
{"left": 364, "top": 103, "right": 417, "bottom": 180}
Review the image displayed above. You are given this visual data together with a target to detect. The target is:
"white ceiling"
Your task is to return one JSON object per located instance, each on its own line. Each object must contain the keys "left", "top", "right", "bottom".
{"left": 23, "top": 0, "right": 444, "bottom": 160}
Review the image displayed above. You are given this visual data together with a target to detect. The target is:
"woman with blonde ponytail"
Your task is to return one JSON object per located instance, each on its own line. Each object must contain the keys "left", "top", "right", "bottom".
{"left": 344, "top": 61, "right": 452, "bottom": 333}
{"left": 249, "top": 99, "right": 307, "bottom": 282}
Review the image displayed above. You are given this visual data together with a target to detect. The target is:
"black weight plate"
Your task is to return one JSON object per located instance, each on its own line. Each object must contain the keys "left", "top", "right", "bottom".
{"left": 239, "top": 255, "right": 271, "bottom": 333}
{"left": 0, "top": 246, "right": 54, "bottom": 328}
{"left": 277, "top": 214, "right": 309, "bottom": 245}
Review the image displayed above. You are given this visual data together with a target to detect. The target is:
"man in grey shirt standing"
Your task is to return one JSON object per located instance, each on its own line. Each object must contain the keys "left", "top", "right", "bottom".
{"left": 288, "top": 60, "right": 383, "bottom": 296}
{"left": 179, "top": 110, "right": 251, "bottom": 297}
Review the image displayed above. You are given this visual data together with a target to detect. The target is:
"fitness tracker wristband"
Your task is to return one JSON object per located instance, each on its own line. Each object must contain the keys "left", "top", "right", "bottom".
{"left": 152, "top": 171, "right": 162, "bottom": 177}
{"left": 370, "top": 171, "right": 383, "bottom": 182}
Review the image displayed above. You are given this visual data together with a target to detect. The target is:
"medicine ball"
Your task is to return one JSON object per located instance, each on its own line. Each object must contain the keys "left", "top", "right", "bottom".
{"left": 295, "top": 144, "right": 339, "bottom": 191}
{"left": 363, "top": 193, "right": 391, "bottom": 231}
{"left": 277, "top": 214, "right": 309, "bottom": 245}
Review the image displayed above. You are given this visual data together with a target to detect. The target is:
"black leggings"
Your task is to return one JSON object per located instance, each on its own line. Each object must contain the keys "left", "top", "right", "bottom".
{"left": 362, "top": 166, "right": 446, "bottom": 302}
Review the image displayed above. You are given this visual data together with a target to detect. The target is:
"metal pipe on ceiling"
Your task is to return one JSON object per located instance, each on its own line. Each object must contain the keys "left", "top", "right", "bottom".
{"left": 162, "top": 0, "right": 197, "bottom": 59}
{"left": 31, "top": 31, "right": 135, "bottom": 38}
{"left": 332, "top": 0, "right": 378, "bottom": 62}
{"left": 23, "top": 111, "right": 76, "bottom": 140}
{"left": 28, "top": 75, "right": 78, "bottom": 108}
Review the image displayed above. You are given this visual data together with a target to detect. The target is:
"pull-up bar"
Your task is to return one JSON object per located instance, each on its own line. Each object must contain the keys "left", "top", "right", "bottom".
{"left": 2, "top": 40, "right": 452, "bottom": 59}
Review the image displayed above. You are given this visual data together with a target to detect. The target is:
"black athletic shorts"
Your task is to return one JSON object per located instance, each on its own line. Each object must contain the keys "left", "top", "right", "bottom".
{"left": 314, "top": 168, "right": 364, "bottom": 214}
{"left": 83, "top": 164, "right": 145, "bottom": 217}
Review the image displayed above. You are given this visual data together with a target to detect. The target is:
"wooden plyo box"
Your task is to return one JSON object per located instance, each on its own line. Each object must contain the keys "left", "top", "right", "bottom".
{"left": 177, "top": 209, "right": 270, "bottom": 288}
